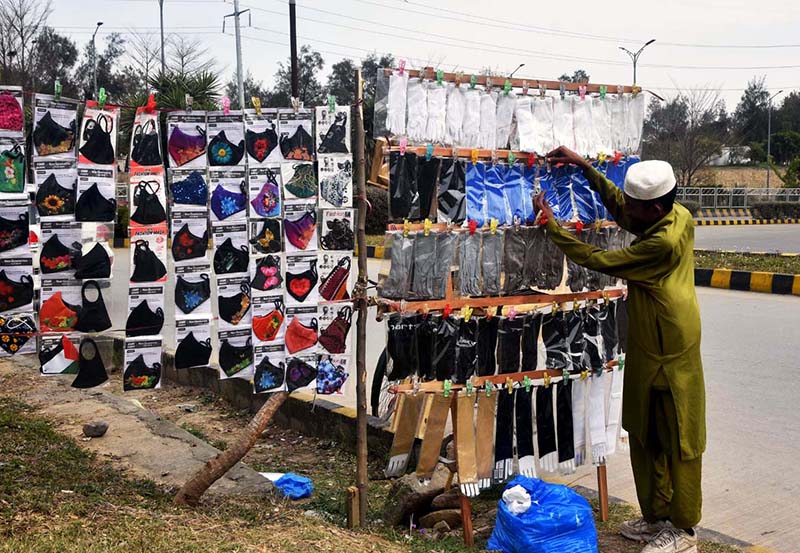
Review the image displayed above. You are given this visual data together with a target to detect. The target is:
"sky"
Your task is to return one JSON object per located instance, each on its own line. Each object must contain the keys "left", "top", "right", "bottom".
{"left": 49, "top": 0, "right": 800, "bottom": 111}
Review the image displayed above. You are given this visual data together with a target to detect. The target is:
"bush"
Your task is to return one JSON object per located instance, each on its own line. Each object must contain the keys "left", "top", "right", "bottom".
{"left": 751, "top": 201, "right": 800, "bottom": 220}
{"left": 365, "top": 185, "right": 389, "bottom": 235}
{"left": 680, "top": 200, "right": 700, "bottom": 216}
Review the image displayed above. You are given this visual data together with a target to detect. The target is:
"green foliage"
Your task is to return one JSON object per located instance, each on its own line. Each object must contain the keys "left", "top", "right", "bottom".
{"left": 558, "top": 69, "right": 590, "bottom": 83}
{"left": 224, "top": 71, "right": 271, "bottom": 109}
{"left": 271, "top": 45, "right": 325, "bottom": 107}
{"left": 365, "top": 185, "right": 389, "bottom": 235}
{"left": 751, "top": 201, "right": 800, "bottom": 219}
{"left": 733, "top": 76, "right": 770, "bottom": 145}
{"left": 695, "top": 251, "right": 800, "bottom": 274}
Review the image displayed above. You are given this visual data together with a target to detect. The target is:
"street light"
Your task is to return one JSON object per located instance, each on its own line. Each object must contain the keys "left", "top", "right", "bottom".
{"left": 92, "top": 21, "right": 103, "bottom": 100}
{"left": 619, "top": 38, "right": 655, "bottom": 86}
{"left": 158, "top": 0, "right": 166, "bottom": 75}
{"left": 766, "top": 89, "right": 784, "bottom": 189}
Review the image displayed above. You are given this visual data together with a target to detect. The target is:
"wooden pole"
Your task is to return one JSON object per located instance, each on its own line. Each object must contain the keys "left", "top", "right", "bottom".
{"left": 353, "top": 67, "right": 369, "bottom": 528}
{"left": 597, "top": 463, "right": 610, "bottom": 522}
{"left": 449, "top": 391, "right": 475, "bottom": 547}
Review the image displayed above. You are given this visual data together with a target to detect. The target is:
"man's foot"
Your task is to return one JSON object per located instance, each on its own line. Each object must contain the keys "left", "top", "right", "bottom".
{"left": 619, "top": 518, "right": 668, "bottom": 542}
{"left": 641, "top": 527, "right": 698, "bottom": 553}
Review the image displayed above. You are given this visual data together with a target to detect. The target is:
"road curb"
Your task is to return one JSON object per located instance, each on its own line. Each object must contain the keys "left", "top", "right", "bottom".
{"left": 694, "top": 218, "right": 800, "bottom": 226}
{"left": 694, "top": 268, "right": 800, "bottom": 295}
{"left": 694, "top": 248, "right": 799, "bottom": 258}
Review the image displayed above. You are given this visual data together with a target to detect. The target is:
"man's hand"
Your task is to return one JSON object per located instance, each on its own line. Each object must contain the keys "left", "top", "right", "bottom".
{"left": 533, "top": 192, "right": 553, "bottom": 223}
{"left": 546, "top": 145, "right": 589, "bottom": 170}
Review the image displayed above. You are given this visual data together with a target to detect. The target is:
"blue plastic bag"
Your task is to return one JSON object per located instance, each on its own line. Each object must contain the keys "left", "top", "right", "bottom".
{"left": 274, "top": 473, "right": 314, "bottom": 500}
{"left": 553, "top": 166, "right": 575, "bottom": 221}
{"left": 539, "top": 168, "right": 561, "bottom": 220}
{"left": 487, "top": 476, "right": 598, "bottom": 553}
{"left": 571, "top": 170, "right": 598, "bottom": 223}
{"left": 485, "top": 163, "right": 510, "bottom": 225}
{"left": 521, "top": 166, "right": 537, "bottom": 223}
{"left": 465, "top": 161, "right": 487, "bottom": 226}
{"left": 504, "top": 164, "right": 525, "bottom": 224}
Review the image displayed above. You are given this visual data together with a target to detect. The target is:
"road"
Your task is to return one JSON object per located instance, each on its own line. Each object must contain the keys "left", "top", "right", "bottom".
{"left": 694, "top": 224, "right": 800, "bottom": 253}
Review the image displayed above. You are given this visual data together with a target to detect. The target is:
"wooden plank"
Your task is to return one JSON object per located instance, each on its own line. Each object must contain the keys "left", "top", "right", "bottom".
{"left": 597, "top": 464, "right": 610, "bottom": 522}
{"left": 346, "top": 486, "right": 360, "bottom": 528}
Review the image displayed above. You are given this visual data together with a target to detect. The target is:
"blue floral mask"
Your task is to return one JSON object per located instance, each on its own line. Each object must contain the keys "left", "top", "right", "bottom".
{"left": 210, "top": 182, "right": 247, "bottom": 220}
{"left": 208, "top": 130, "right": 245, "bottom": 166}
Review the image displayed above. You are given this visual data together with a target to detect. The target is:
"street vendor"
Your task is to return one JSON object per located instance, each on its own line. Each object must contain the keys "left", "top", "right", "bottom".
{"left": 534, "top": 146, "right": 705, "bottom": 553}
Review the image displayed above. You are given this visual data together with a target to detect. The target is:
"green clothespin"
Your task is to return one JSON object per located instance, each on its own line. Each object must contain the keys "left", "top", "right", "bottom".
{"left": 503, "top": 79, "right": 512, "bottom": 96}
{"left": 470, "top": 75, "right": 477, "bottom": 89}
{"left": 617, "top": 353, "right": 625, "bottom": 371}
{"left": 508, "top": 151, "right": 516, "bottom": 165}
{"left": 98, "top": 87, "right": 107, "bottom": 109}
{"left": 426, "top": 143, "right": 434, "bottom": 161}
{"left": 523, "top": 375, "right": 531, "bottom": 393}
{"left": 466, "top": 380, "right": 474, "bottom": 397}
{"left": 562, "top": 368, "right": 570, "bottom": 383}
{"left": 485, "top": 381, "right": 492, "bottom": 397}
{"left": 436, "top": 69, "right": 444, "bottom": 86}
{"left": 54, "top": 79, "right": 62, "bottom": 101}
{"left": 327, "top": 94, "right": 336, "bottom": 113}
{"left": 443, "top": 379, "right": 452, "bottom": 398}
{"left": 599, "top": 85, "right": 607, "bottom": 99}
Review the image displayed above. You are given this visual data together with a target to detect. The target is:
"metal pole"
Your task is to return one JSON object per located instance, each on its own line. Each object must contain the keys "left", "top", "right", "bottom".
{"left": 233, "top": 0, "right": 246, "bottom": 110}
{"left": 619, "top": 39, "right": 655, "bottom": 87}
{"left": 289, "top": 0, "right": 299, "bottom": 99}
{"left": 159, "top": 0, "right": 166, "bottom": 74}
{"left": 92, "top": 22, "right": 103, "bottom": 100}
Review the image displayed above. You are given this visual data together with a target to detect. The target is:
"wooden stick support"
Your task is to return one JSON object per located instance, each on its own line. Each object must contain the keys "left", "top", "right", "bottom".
{"left": 597, "top": 464, "right": 610, "bottom": 522}
{"left": 449, "top": 390, "right": 475, "bottom": 547}
{"left": 346, "top": 486, "right": 360, "bottom": 528}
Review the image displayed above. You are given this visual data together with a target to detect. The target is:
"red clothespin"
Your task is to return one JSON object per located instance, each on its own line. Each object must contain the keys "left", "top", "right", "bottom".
{"left": 468, "top": 219, "right": 478, "bottom": 236}
{"left": 398, "top": 59, "right": 406, "bottom": 75}
{"left": 575, "top": 220, "right": 584, "bottom": 236}
{"left": 613, "top": 150, "right": 623, "bottom": 166}
{"left": 443, "top": 304, "right": 452, "bottom": 318}
{"left": 508, "top": 306, "right": 517, "bottom": 320}
{"left": 144, "top": 93, "right": 157, "bottom": 113}
{"left": 579, "top": 85, "right": 587, "bottom": 101}
{"left": 400, "top": 137, "right": 408, "bottom": 156}
{"left": 222, "top": 96, "right": 231, "bottom": 115}
{"left": 527, "top": 152, "right": 536, "bottom": 169}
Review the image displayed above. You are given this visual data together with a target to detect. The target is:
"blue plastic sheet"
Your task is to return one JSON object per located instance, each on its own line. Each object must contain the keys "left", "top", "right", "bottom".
{"left": 504, "top": 164, "right": 525, "bottom": 224}
{"left": 553, "top": 166, "right": 575, "bottom": 221}
{"left": 485, "top": 163, "right": 510, "bottom": 225}
{"left": 465, "top": 161, "right": 487, "bottom": 226}
{"left": 488, "top": 476, "right": 598, "bottom": 553}
{"left": 571, "top": 169, "right": 598, "bottom": 223}
{"left": 521, "top": 166, "right": 537, "bottom": 223}
{"left": 539, "top": 168, "right": 561, "bottom": 220}
{"left": 274, "top": 473, "right": 314, "bottom": 500}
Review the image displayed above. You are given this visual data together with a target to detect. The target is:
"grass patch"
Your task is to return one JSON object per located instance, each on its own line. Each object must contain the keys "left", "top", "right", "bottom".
{"left": 695, "top": 251, "right": 800, "bottom": 274}
{"left": 365, "top": 234, "right": 386, "bottom": 248}
{"left": 180, "top": 423, "right": 228, "bottom": 451}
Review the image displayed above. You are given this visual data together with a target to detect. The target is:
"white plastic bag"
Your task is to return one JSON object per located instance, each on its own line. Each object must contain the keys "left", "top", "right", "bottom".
{"left": 502, "top": 484, "right": 532, "bottom": 515}
{"left": 425, "top": 83, "right": 447, "bottom": 143}
{"left": 591, "top": 97, "right": 613, "bottom": 155}
{"left": 479, "top": 91, "right": 498, "bottom": 149}
{"left": 406, "top": 78, "right": 428, "bottom": 143}
{"left": 461, "top": 88, "right": 482, "bottom": 148}
{"left": 552, "top": 97, "right": 575, "bottom": 150}
{"left": 607, "top": 96, "right": 625, "bottom": 152}
{"left": 386, "top": 71, "right": 409, "bottom": 135}
{"left": 626, "top": 93, "right": 645, "bottom": 154}
{"left": 515, "top": 96, "right": 536, "bottom": 153}
{"left": 531, "top": 96, "right": 555, "bottom": 154}
{"left": 572, "top": 96, "right": 595, "bottom": 157}
{"left": 495, "top": 92, "right": 516, "bottom": 149}
{"left": 445, "top": 85, "right": 465, "bottom": 145}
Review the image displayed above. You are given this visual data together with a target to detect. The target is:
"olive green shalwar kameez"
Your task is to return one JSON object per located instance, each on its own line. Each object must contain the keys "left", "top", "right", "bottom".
{"left": 544, "top": 166, "right": 706, "bottom": 528}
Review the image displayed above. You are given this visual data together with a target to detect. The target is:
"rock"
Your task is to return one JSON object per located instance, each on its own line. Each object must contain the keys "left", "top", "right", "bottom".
{"left": 82, "top": 421, "right": 108, "bottom": 438}
{"left": 383, "top": 463, "right": 451, "bottom": 526}
{"left": 177, "top": 403, "right": 197, "bottom": 413}
{"left": 474, "top": 525, "right": 494, "bottom": 540}
{"left": 431, "top": 487, "right": 462, "bottom": 511}
{"left": 419, "top": 509, "right": 463, "bottom": 529}
{"left": 433, "top": 520, "right": 451, "bottom": 534}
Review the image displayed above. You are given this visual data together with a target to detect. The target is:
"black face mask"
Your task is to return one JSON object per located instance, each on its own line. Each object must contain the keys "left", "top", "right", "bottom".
{"left": 317, "top": 111, "right": 349, "bottom": 154}
{"left": 130, "top": 240, "right": 167, "bottom": 282}
{"left": 39, "top": 234, "right": 80, "bottom": 274}
{"left": 74, "top": 243, "right": 111, "bottom": 280}
{"left": 213, "top": 238, "right": 249, "bottom": 275}
{"left": 74, "top": 280, "right": 112, "bottom": 333}
{"left": 218, "top": 283, "right": 251, "bottom": 325}
{"left": 250, "top": 255, "right": 282, "bottom": 292}
{"left": 246, "top": 126, "right": 279, "bottom": 163}
{"left": 130, "top": 181, "right": 167, "bottom": 225}
{"left": 174, "top": 273, "right": 211, "bottom": 314}
{"left": 0, "top": 314, "right": 35, "bottom": 354}
{"left": 126, "top": 300, "right": 165, "bottom": 337}
{"left": 36, "top": 174, "right": 76, "bottom": 217}
{"left": 219, "top": 338, "right": 253, "bottom": 377}
{"left": 208, "top": 130, "right": 245, "bottom": 166}
{"left": 131, "top": 119, "right": 162, "bottom": 166}
{"left": 253, "top": 356, "right": 285, "bottom": 393}
{"left": 279, "top": 125, "right": 314, "bottom": 161}
{"left": 286, "top": 259, "right": 317, "bottom": 303}
{"left": 286, "top": 357, "right": 316, "bottom": 392}
{"left": 175, "top": 331, "right": 213, "bottom": 369}
{"left": 249, "top": 218, "right": 282, "bottom": 254}
{"left": 123, "top": 354, "right": 162, "bottom": 391}
{"left": 34, "top": 111, "right": 76, "bottom": 156}
{"left": 320, "top": 218, "right": 354, "bottom": 251}
{"left": 172, "top": 224, "right": 208, "bottom": 262}
{"left": 0, "top": 270, "right": 33, "bottom": 311}
{"left": 75, "top": 183, "right": 117, "bottom": 222}
{"left": 79, "top": 113, "right": 115, "bottom": 165}
{"left": 71, "top": 338, "right": 108, "bottom": 389}
{"left": 0, "top": 213, "right": 28, "bottom": 253}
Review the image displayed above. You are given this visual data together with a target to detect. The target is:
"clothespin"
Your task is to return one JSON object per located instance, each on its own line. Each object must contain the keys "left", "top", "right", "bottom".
{"left": 613, "top": 150, "right": 623, "bottom": 166}
{"left": 538, "top": 82, "right": 546, "bottom": 98}
{"left": 423, "top": 218, "right": 432, "bottom": 236}
{"left": 466, "top": 380, "right": 474, "bottom": 397}
{"left": 327, "top": 94, "right": 336, "bottom": 113}
{"left": 559, "top": 83, "right": 566, "bottom": 99}
{"left": 486, "top": 76, "right": 493, "bottom": 91}
{"left": 503, "top": 79, "right": 512, "bottom": 96}
{"left": 522, "top": 80, "right": 529, "bottom": 96}
{"left": 508, "top": 306, "right": 517, "bottom": 320}
{"left": 505, "top": 377, "right": 514, "bottom": 394}
{"left": 399, "top": 137, "right": 408, "bottom": 156}
{"left": 573, "top": 299, "right": 580, "bottom": 313}
{"left": 632, "top": 85, "right": 642, "bottom": 97}
{"left": 490, "top": 218, "right": 498, "bottom": 235}
{"left": 412, "top": 376, "right": 421, "bottom": 396}
{"left": 468, "top": 219, "right": 478, "bottom": 235}
{"left": 575, "top": 220, "right": 584, "bottom": 236}
{"left": 454, "top": 72, "right": 463, "bottom": 87}
{"left": 398, "top": 59, "right": 406, "bottom": 75}
{"left": 523, "top": 375, "right": 532, "bottom": 393}
{"left": 470, "top": 148, "right": 479, "bottom": 165}
{"left": 617, "top": 353, "right": 626, "bottom": 371}
{"left": 442, "top": 303, "right": 452, "bottom": 318}
{"left": 580, "top": 370, "right": 589, "bottom": 381}
{"left": 599, "top": 85, "right": 607, "bottom": 99}
{"left": 508, "top": 151, "right": 516, "bottom": 165}
{"left": 602, "top": 291, "right": 610, "bottom": 304}
{"left": 54, "top": 79, "right": 62, "bottom": 101}
{"left": 579, "top": 85, "right": 587, "bottom": 101}
{"left": 527, "top": 152, "right": 536, "bottom": 169}
{"left": 443, "top": 379, "right": 452, "bottom": 398}
{"left": 470, "top": 74, "right": 477, "bottom": 89}
{"left": 463, "top": 305, "right": 473, "bottom": 322}
{"left": 617, "top": 85, "right": 624, "bottom": 98}
{"left": 222, "top": 96, "right": 231, "bottom": 115}
{"left": 452, "top": 145, "right": 459, "bottom": 159}
{"left": 491, "top": 150, "right": 499, "bottom": 165}
{"left": 185, "top": 94, "right": 193, "bottom": 112}
{"left": 436, "top": 69, "right": 444, "bottom": 86}
{"left": 292, "top": 97, "right": 302, "bottom": 112}
{"left": 251, "top": 96, "right": 262, "bottom": 116}
{"left": 97, "top": 87, "right": 107, "bottom": 109}
{"left": 144, "top": 93, "right": 157, "bottom": 113}
{"left": 551, "top": 301, "right": 560, "bottom": 314}
{"left": 403, "top": 219, "right": 411, "bottom": 237}
{"left": 597, "top": 151, "right": 607, "bottom": 165}
{"left": 425, "top": 143, "right": 434, "bottom": 161}
{"left": 543, "top": 372, "right": 551, "bottom": 388}
{"left": 485, "top": 381, "right": 493, "bottom": 397}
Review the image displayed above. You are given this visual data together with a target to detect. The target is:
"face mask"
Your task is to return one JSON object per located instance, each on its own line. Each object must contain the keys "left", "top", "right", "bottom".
{"left": 284, "top": 163, "right": 317, "bottom": 199}
{"left": 285, "top": 209, "right": 317, "bottom": 250}
{"left": 286, "top": 259, "right": 317, "bottom": 303}
{"left": 168, "top": 125, "right": 206, "bottom": 167}
{"left": 245, "top": 125, "right": 278, "bottom": 163}
{"left": 71, "top": 338, "right": 108, "bottom": 389}
{"left": 74, "top": 243, "right": 111, "bottom": 280}
{"left": 36, "top": 174, "right": 76, "bottom": 217}
{"left": 125, "top": 300, "right": 165, "bottom": 337}
{"left": 131, "top": 120, "right": 162, "bottom": 166}
{"left": 0, "top": 270, "right": 33, "bottom": 311}
{"left": 123, "top": 354, "right": 161, "bottom": 391}
{"left": 210, "top": 182, "right": 247, "bottom": 221}
{"left": 279, "top": 125, "right": 314, "bottom": 161}
{"left": 131, "top": 240, "right": 167, "bottom": 282}
{"left": 285, "top": 317, "right": 318, "bottom": 354}
{"left": 34, "top": 111, "right": 76, "bottom": 156}
{"left": 286, "top": 357, "right": 316, "bottom": 392}
{"left": 219, "top": 338, "right": 253, "bottom": 377}
{"left": 170, "top": 170, "right": 208, "bottom": 206}
{"left": 0, "top": 92, "right": 23, "bottom": 131}
{"left": 0, "top": 213, "right": 28, "bottom": 254}
{"left": 317, "top": 111, "right": 349, "bottom": 154}
{"left": 79, "top": 113, "right": 115, "bottom": 165}
{"left": 74, "top": 280, "right": 112, "bottom": 333}
{"left": 319, "top": 256, "right": 351, "bottom": 302}
{"left": 172, "top": 224, "right": 208, "bottom": 262}
{"left": 254, "top": 356, "right": 285, "bottom": 393}
{"left": 75, "top": 183, "right": 117, "bottom": 222}
{"left": 40, "top": 292, "right": 80, "bottom": 332}
{"left": 174, "top": 273, "right": 211, "bottom": 314}
{"left": 218, "top": 283, "right": 251, "bottom": 325}
{"left": 0, "top": 143, "right": 24, "bottom": 193}
{"left": 250, "top": 255, "right": 282, "bottom": 291}
{"left": 39, "top": 234, "right": 79, "bottom": 273}
{"left": 320, "top": 218, "right": 354, "bottom": 251}
{"left": 316, "top": 358, "right": 348, "bottom": 395}
{"left": 319, "top": 159, "right": 352, "bottom": 208}
{"left": 39, "top": 335, "right": 79, "bottom": 375}
{"left": 0, "top": 314, "right": 35, "bottom": 354}
{"left": 252, "top": 298, "right": 284, "bottom": 342}
{"left": 175, "top": 332, "right": 213, "bottom": 369}
{"left": 318, "top": 306, "right": 352, "bottom": 354}
{"left": 249, "top": 170, "right": 281, "bottom": 217}
{"left": 250, "top": 218, "right": 282, "bottom": 254}
{"left": 208, "top": 130, "right": 245, "bottom": 166}
{"left": 213, "top": 238, "right": 249, "bottom": 275}
{"left": 130, "top": 181, "right": 166, "bottom": 225}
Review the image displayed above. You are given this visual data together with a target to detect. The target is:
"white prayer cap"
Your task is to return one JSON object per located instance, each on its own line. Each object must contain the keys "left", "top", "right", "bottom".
{"left": 624, "top": 160, "right": 676, "bottom": 201}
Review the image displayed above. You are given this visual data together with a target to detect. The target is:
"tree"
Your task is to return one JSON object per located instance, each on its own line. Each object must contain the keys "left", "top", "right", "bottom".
{"left": 327, "top": 58, "right": 357, "bottom": 105}
{"left": 766, "top": 131, "right": 800, "bottom": 164}
{"left": 0, "top": 0, "right": 52, "bottom": 86}
{"left": 776, "top": 91, "right": 800, "bottom": 133}
{"left": 127, "top": 30, "right": 160, "bottom": 90}
{"left": 271, "top": 44, "right": 324, "bottom": 107}
{"left": 28, "top": 26, "right": 79, "bottom": 96}
{"left": 359, "top": 52, "right": 394, "bottom": 102}
{"left": 733, "top": 76, "right": 769, "bottom": 145}
{"left": 74, "top": 33, "right": 139, "bottom": 101}
{"left": 558, "top": 69, "right": 590, "bottom": 83}
{"left": 224, "top": 71, "right": 271, "bottom": 109}
{"left": 167, "top": 35, "right": 216, "bottom": 76}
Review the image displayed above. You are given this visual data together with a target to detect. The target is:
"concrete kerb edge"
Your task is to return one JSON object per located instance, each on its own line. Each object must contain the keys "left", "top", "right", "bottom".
{"left": 693, "top": 218, "right": 800, "bottom": 226}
